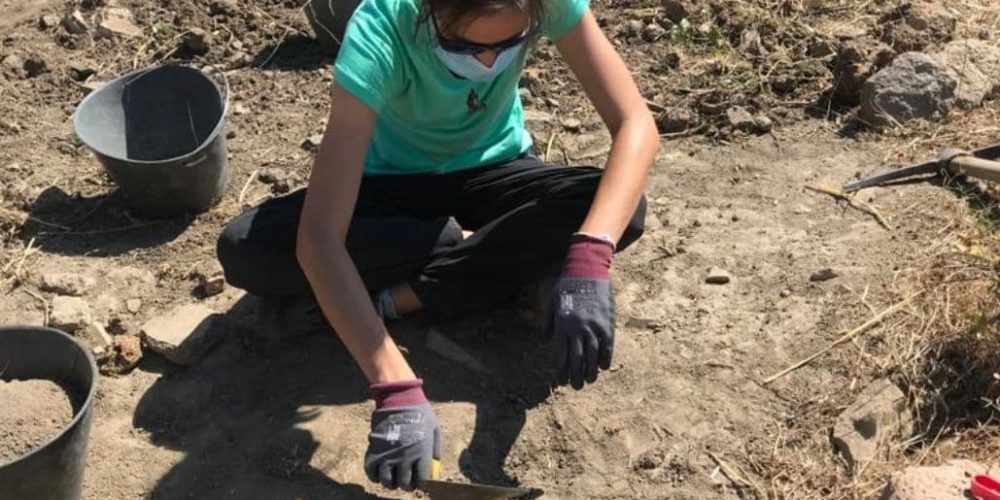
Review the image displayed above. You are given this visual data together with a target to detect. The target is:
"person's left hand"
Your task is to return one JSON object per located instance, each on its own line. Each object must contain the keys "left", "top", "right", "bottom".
{"left": 547, "top": 233, "right": 615, "bottom": 389}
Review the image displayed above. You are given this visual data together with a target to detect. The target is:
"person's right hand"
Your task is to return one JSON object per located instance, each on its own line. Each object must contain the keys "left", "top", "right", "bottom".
{"left": 364, "top": 379, "right": 442, "bottom": 491}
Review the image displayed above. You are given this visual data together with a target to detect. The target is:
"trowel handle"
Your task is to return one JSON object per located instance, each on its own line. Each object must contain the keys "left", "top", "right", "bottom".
{"left": 948, "top": 155, "right": 1000, "bottom": 184}
{"left": 432, "top": 459, "right": 442, "bottom": 480}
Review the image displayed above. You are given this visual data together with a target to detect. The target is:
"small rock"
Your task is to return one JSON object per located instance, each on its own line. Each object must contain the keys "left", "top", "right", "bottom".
{"left": 807, "top": 37, "right": 838, "bottom": 58}
{"left": 622, "top": 19, "right": 644, "bottom": 38}
{"left": 39, "top": 14, "right": 61, "bottom": 29}
{"left": 739, "top": 29, "right": 766, "bottom": 56}
{"left": 232, "top": 102, "right": 248, "bottom": 115}
{"left": 69, "top": 62, "right": 97, "bottom": 82}
{"left": 882, "top": 459, "right": 987, "bottom": 500}
{"left": 22, "top": 54, "right": 48, "bottom": 78}
{"left": 258, "top": 167, "right": 287, "bottom": 184}
{"left": 831, "top": 378, "right": 913, "bottom": 472}
{"left": 182, "top": 28, "right": 211, "bottom": 56}
{"left": 62, "top": 10, "right": 89, "bottom": 35}
{"left": 426, "top": 329, "right": 491, "bottom": 375}
{"left": 125, "top": 298, "right": 142, "bottom": 314}
{"left": 210, "top": 0, "right": 240, "bottom": 16}
{"left": 661, "top": 48, "right": 683, "bottom": 70}
{"left": 99, "top": 335, "right": 142, "bottom": 375}
{"left": 860, "top": 52, "right": 957, "bottom": 129}
{"left": 50, "top": 296, "right": 93, "bottom": 333}
{"left": 2, "top": 54, "right": 23, "bottom": 72}
{"left": 518, "top": 87, "right": 533, "bottom": 105}
{"left": 524, "top": 109, "right": 554, "bottom": 129}
{"left": 810, "top": 268, "right": 838, "bottom": 282}
{"left": 96, "top": 7, "right": 142, "bottom": 38}
{"left": 705, "top": 267, "right": 731, "bottom": 285}
{"left": 191, "top": 261, "right": 226, "bottom": 297}
{"left": 726, "top": 106, "right": 770, "bottom": 134}
{"left": 780, "top": 289, "right": 792, "bottom": 298}
{"left": 301, "top": 134, "right": 324, "bottom": 152}
{"left": 40, "top": 272, "right": 96, "bottom": 296}
{"left": 82, "top": 321, "right": 113, "bottom": 352}
{"left": 642, "top": 23, "right": 667, "bottom": 42}
{"left": 657, "top": 106, "right": 696, "bottom": 134}
{"left": 141, "top": 304, "right": 222, "bottom": 365}
{"left": 107, "top": 266, "right": 156, "bottom": 294}
{"left": 662, "top": 0, "right": 689, "bottom": 23}
{"left": 561, "top": 117, "right": 582, "bottom": 132}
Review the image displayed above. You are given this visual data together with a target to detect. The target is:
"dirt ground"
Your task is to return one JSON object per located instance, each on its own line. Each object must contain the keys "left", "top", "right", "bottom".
{"left": 0, "top": 379, "right": 74, "bottom": 464}
{"left": 1, "top": 0, "right": 998, "bottom": 499}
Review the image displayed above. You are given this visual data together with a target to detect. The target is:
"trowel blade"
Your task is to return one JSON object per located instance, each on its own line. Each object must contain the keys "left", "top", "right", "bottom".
{"left": 422, "top": 479, "right": 543, "bottom": 500}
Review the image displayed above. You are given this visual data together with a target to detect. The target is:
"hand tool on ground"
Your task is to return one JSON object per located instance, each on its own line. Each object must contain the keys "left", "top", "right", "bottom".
{"left": 422, "top": 460, "right": 543, "bottom": 500}
{"left": 842, "top": 143, "right": 1000, "bottom": 193}
{"left": 972, "top": 474, "right": 1000, "bottom": 500}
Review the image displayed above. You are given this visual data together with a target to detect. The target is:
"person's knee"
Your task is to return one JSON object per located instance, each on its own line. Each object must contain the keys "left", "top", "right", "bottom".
{"left": 617, "top": 194, "right": 647, "bottom": 251}
{"left": 216, "top": 216, "right": 253, "bottom": 289}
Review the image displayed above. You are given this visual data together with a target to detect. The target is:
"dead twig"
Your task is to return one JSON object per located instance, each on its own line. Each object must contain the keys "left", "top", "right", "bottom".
{"left": 238, "top": 169, "right": 260, "bottom": 206}
{"left": 806, "top": 183, "right": 893, "bottom": 230}
{"left": 707, "top": 452, "right": 768, "bottom": 500}
{"left": 763, "top": 293, "right": 923, "bottom": 384}
{"left": 22, "top": 288, "right": 49, "bottom": 327}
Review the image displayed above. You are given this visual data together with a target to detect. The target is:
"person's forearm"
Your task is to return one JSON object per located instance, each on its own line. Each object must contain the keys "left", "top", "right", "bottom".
{"left": 297, "top": 232, "right": 416, "bottom": 384}
{"left": 578, "top": 114, "right": 659, "bottom": 243}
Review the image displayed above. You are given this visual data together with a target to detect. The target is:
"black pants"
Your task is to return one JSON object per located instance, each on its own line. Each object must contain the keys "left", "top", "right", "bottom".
{"left": 217, "top": 157, "right": 646, "bottom": 316}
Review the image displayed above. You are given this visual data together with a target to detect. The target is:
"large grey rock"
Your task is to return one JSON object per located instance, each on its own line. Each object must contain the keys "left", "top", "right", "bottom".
{"left": 860, "top": 52, "right": 957, "bottom": 129}
{"left": 141, "top": 304, "right": 221, "bottom": 365}
{"left": 933, "top": 39, "right": 1000, "bottom": 109}
{"left": 881, "top": 460, "right": 988, "bottom": 500}
{"left": 50, "top": 296, "right": 93, "bottom": 333}
{"left": 831, "top": 378, "right": 913, "bottom": 472}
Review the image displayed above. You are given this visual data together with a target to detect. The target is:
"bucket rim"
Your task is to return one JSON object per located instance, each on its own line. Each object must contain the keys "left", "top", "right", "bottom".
{"left": 72, "top": 64, "right": 230, "bottom": 167}
{"left": 0, "top": 325, "right": 99, "bottom": 471}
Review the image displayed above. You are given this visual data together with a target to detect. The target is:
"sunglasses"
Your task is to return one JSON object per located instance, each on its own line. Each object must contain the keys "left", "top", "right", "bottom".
{"left": 432, "top": 14, "right": 537, "bottom": 55}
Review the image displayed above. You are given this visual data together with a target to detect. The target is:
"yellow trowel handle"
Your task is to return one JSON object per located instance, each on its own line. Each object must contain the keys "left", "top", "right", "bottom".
{"left": 432, "top": 459, "right": 442, "bottom": 480}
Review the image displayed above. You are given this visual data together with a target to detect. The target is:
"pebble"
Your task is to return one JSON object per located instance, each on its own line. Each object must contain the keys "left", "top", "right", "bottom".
{"left": 40, "top": 272, "right": 95, "bottom": 297}
{"left": 125, "top": 298, "right": 142, "bottom": 314}
{"left": 810, "top": 268, "right": 838, "bottom": 282}
{"left": 705, "top": 267, "right": 732, "bottom": 285}
{"left": 183, "top": 28, "right": 212, "bottom": 56}
{"left": 561, "top": 117, "right": 582, "bottom": 132}
{"left": 50, "top": 296, "right": 93, "bottom": 333}
{"left": 96, "top": 7, "right": 142, "bottom": 38}
{"left": 258, "top": 167, "right": 287, "bottom": 184}
{"left": 232, "top": 103, "right": 248, "bottom": 115}
{"left": 302, "top": 134, "right": 324, "bottom": 152}
{"left": 62, "top": 10, "right": 89, "bottom": 35}
{"left": 39, "top": 14, "right": 61, "bottom": 29}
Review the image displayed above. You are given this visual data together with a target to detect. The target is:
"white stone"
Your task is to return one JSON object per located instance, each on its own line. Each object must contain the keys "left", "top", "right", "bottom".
{"left": 141, "top": 304, "right": 221, "bottom": 365}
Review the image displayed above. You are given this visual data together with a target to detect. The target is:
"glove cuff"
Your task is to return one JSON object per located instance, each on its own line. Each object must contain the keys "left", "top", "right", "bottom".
{"left": 562, "top": 233, "right": 614, "bottom": 279}
{"left": 370, "top": 378, "right": 428, "bottom": 409}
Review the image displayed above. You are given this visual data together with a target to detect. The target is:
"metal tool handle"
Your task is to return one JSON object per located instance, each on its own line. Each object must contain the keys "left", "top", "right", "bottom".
{"left": 948, "top": 155, "right": 1000, "bottom": 184}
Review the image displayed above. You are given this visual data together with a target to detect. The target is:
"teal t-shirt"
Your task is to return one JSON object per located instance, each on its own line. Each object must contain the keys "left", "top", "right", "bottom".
{"left": 334, "top": 0, "right": 590, "bottom": 175}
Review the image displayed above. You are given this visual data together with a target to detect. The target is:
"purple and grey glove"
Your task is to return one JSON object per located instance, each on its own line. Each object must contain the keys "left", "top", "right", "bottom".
{"left": 547, "top": 233, "right": 615, "bottom": 390}
{"left": 364, "top": 379, "right": 441, "bottom": 491}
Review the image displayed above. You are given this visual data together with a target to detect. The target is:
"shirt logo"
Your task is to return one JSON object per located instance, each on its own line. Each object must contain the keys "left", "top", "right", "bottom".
{"left": 467, "top": 89, "right": 487, "bottom": 114}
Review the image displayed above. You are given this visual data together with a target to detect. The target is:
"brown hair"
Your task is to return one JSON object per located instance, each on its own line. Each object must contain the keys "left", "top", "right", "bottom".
{"left": 418, "top": 0, "right": 546, "bottom": 38}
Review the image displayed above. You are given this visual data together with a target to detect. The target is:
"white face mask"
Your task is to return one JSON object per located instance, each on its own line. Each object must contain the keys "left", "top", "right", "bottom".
{"left": 431, "top": 25, "right": 525, "bottom": 82}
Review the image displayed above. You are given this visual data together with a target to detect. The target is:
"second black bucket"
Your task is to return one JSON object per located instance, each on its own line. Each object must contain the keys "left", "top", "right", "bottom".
{"left": 74, "top": 65, "right": 231, "bottom": 217}
{"left": 0, "top": 327, "right": 98, "bottom": 500}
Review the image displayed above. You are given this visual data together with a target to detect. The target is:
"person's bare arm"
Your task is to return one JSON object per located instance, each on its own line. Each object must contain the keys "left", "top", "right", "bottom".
{"left": 296, "top": 83, "right": 415, "bottom": 384}
{"left": 556, "top": 10, "right": 659, "bottom": 243}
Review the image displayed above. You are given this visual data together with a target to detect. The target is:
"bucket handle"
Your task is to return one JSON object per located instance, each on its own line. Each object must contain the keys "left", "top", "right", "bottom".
{"left": 184, "top": 66, "right": 230, "bottom": 168}
{"left": 121, "top": 64, "right": 231, "bottom": 169}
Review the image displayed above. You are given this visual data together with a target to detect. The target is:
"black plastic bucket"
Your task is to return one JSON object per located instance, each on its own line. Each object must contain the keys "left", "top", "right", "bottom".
{"left": 0, "top": 327, "right": 99, "bottom": 500}
{"left": 73, "top": 65, "right": 231, "bottom": 218}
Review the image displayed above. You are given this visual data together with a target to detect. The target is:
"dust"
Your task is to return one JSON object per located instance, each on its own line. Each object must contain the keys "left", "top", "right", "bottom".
{"left": 0, "top": 379, "right": 75, "bottom": 465}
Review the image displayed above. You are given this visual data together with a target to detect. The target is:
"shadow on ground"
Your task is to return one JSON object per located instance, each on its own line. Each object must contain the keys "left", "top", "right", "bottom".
{"left": 133, "top": 294, "right": 553, "bottom": 499}
{"left": 18, "top": 186, "right": 192, "bottom": 257}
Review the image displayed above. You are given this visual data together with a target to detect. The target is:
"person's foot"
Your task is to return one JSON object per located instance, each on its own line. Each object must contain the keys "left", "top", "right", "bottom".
{"left": 252, "top": 295, "right": 332, "bottom": 343}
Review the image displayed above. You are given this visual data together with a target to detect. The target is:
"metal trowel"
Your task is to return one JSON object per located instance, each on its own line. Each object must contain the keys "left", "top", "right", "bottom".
{"left": 423, "top": 461, "right": 543, "bottom": 500}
